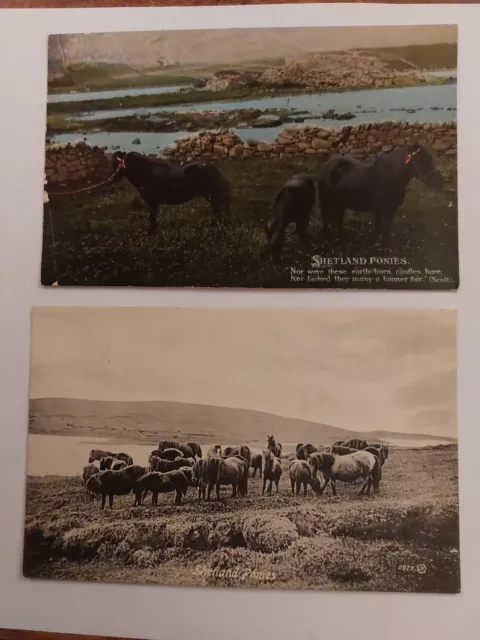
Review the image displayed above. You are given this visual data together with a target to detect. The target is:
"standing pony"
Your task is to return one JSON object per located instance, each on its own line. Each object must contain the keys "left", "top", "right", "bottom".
{"left": 318, "top": 141, "right": 444, "bottom": 243}
{"left": 110, "top": 151, "right": 231, "bottom": 233}
{"left": 262, "top": 449, "right": 282, "bottom": 496}
{"left": 267, "top": 435, "right": 283, "bottom": 458}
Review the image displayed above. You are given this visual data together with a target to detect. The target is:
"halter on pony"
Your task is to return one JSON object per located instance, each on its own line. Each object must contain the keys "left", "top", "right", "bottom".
{"left": 403, "top": 146, "right": 437, "bottom": 184}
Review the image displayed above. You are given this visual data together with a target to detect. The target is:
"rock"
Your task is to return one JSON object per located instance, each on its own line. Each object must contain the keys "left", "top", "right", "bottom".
{"left": 229, "top": 144, "right": 244, "bottom": 157}
{"left": 252, "top": 115, "right": 282, "bottom": 128}
{"left": 322, "top": 108, "right": 337, "bottom": 120}
{"left": 336, "top": 112, "right": 355, "bottom": 120}
{"left": 132, "top": 138, "right": 141, "bottom": 145}
{"left": 304, "top": 148, "right": 316, "bottom": 154}
{"left": 257, "top": 143, "right": 273, "bottom": 152}
{"left": 432, "top": 140, "right": 449, "bottom": 152}
{"left": 311, "top": 138, "right": 331, "bottom": 150}
{"left": 213, "top": 145, "right": 228, "bottom": 156}
{"left": 296, "top": 142, "right": 312, "bottom": 150}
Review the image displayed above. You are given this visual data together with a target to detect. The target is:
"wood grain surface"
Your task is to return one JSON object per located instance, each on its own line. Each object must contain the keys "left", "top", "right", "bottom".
{"left": 0, "top": 631, "right": 146, "bottom": 640}
{"left": 0, "top": 0, "right": 477, "bottom": 8}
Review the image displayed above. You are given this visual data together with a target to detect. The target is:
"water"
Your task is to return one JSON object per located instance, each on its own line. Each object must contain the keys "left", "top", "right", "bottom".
{"left": 72, "top": 83, "right": 457, "bottom": 124}
{"left": 48, "top": 84, "right": 190, "bottom": 104}
{"left": 50, "top": 130, "right": 191, "bottom": 154}
{"left": 50, "top": 82, "right": 456, "bottom": 154}
{"left": 27, "top": 434, "right": 454, "bottom": 477}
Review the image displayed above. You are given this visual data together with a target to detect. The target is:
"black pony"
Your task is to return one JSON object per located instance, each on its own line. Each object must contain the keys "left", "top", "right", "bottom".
{"left": 110, "top": 151, "right": 231, "bottom": 233}
{"left": 265, "top": 174, "right": 316, "bottom": 254}
{"left": 317, "top": 141, "right": 444, "bottom": 243}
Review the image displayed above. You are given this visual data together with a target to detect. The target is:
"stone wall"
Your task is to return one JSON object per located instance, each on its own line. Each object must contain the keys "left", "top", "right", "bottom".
{"left": 164, "top": 121, "right": 457, "bottom": 162}
{"left": 45, "top": 121, "right": 456, "bottom": 185}
{"left": 45, "top": 140, "right": 112, "bottom": 186}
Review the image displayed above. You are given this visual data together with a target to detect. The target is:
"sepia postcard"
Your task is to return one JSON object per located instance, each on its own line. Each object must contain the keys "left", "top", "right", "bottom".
{"left": 24, "top": 307, "right": 459, "bottom": 593}
{"left": 42, "top": 25, "right": 458, "bottom": 290}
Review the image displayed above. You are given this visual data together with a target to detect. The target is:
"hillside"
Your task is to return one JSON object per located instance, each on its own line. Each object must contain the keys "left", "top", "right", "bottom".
{"left": 48, "top": 27, "right": 457, "bottom": 70}
{"left": 29, "top": 398, "right": 456, "bottom": 446}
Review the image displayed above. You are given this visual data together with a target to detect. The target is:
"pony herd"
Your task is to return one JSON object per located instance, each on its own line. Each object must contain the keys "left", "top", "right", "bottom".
{"left": 81, "top": 435, "right": 389, "bottom": 509}
{"left": 110, "top": 141, "right": 445, "bottom": 253}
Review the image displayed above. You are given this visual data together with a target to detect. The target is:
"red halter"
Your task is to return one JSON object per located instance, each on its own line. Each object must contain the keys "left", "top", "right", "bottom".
{"left": 404, "top": 148, "right": 421, "bottom": 165}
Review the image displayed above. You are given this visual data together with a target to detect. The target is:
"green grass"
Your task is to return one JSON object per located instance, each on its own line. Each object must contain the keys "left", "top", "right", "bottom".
{"left": 371, "top": 43, "right": 457, "bottom": 71}
{"left": 48, "top": 62, "right": 195, "bottom": 94}
{"left": 42, "top": 155, "right": 458, "bottom": 289}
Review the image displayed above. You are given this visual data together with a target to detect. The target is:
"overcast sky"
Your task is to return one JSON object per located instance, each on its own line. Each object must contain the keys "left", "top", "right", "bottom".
{"left": 30, "top": 307, "right": 456, "bottom": 438}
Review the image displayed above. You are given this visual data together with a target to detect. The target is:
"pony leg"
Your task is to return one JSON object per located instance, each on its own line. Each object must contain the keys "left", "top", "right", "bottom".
{"left": 296, "top": 220, "right": 310, "bottom": 248}
{"left": 108, "top": 494, "right": 114, "bottom": 509}
{"left": 262, "top": 477, "right": 267, "bottom": 496}
{"left": 142, "top": 198, "right": 158, "bottom": 234}
{"left": 320, "top": 477, "right": 329, "bottom": 495}
{"left": 291, "top": 478, "right": 295, "bottom": 494}
{"left": 330, "top": 480, "right": 337, "bottom": 496}
{"left": 296, "top": 480, "right": 301, "bottom": 495}
{"left": 101, "top": 494, "right": 106, "bottom": 509}
{"left": 304, "top": 482, "right": 307, "bottom": 497}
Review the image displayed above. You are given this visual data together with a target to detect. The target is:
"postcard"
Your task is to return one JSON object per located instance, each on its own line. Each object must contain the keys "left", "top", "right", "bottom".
{"left": 24, "top": 307, "right": 459, "bottom": 593}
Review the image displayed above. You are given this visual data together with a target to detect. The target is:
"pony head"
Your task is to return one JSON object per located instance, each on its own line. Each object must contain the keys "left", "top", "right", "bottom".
{"left": 110, "top": 151, "right": 128, "bottom": 183}
{"left": 405, "top": 141, "right": 444, "bottom": 191}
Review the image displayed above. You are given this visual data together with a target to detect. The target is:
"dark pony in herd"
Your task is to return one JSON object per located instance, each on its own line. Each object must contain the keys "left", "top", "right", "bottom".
{"left": 108, "top": 140, "right": 445, "bottom": 252}
{"left": 265, "top": 174, "right": 316, "bottom": 254}
{"left": 267, "top": 435, "right": 282, "bottom": 458}
{"left": 318, "top": 142, "right": 444, "bottom": 243}
{"left": 110, "top": 151, "right": 231, "bottom": 233}
{"left": 82, "top": 434, "right": 390, "bottom": 508}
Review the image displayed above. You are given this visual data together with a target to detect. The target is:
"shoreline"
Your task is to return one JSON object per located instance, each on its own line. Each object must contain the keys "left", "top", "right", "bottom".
{"left": 47, "top": 77, "right": 455, "bottom": 117}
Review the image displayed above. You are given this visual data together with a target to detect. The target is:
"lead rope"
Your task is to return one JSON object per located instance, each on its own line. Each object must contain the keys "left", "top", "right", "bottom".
{"left": 47, "top": 176, "right": 113, "bottom": 197}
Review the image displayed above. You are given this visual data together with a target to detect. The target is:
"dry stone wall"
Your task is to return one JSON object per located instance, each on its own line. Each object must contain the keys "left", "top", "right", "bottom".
{"left": 164, "top": 121, "right": 457, "bottom": 162}
{"left": 45, "top": 121, "right": 456, "bottom": 185}
{"left": 45, "top": 140, "right": 112, "bottom": 186}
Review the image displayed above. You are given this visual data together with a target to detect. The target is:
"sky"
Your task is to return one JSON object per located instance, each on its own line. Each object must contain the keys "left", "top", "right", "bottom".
{"left": 29, "top": 307, "right": 457, "bottom": 438}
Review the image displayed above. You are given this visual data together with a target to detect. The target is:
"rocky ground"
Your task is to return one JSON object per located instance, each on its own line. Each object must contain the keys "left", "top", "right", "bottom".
{"left": 23, "top": 445, "right": 460, "bottom": 593}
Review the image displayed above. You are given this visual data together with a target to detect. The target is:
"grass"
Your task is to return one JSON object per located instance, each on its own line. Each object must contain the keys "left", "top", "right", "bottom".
{"left": 42, "top": 155, "right": 458, "bottom": 289}
{"left": 371, "top": 43, "right": 457, "bottom": 71}
{"left": 48, "top": 62, "right": 195, "bottom": 94}
{"left": 23, "top": 445, "right": 460, "bottom": 593}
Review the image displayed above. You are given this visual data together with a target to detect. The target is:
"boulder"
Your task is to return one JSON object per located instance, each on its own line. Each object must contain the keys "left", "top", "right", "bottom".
{"left": 311, "top": 138, "right": 331, "bottom": 151}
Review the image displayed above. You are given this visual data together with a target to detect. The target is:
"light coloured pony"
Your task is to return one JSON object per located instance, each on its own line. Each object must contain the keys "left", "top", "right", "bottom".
{"left": 308, "top": 451, "right": 380, "bottom": 496}
{"left": 262, "top": 449, "right": 282, "bottom": 496}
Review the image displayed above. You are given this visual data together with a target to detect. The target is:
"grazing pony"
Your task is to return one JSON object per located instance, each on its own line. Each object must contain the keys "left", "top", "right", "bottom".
{"left": 262, "top": 450, "right": 282, "bottom": 496}
{"left": 370, "top": 444, "right": 390, "bottom": 461}
{"left": 82, "top": 464, "right": 99, "bottom": 501}
{"left": 318, "top": 142, "right": 444, "bottom": 243}
{"left": 206, "top": 444, "right": 222, "bottom": 457}
{"left": 157, "top": 440, "right": 200, "bottom": 459}
{"left": 330, "top": 445, "right": 357, "bottom": 456}
{"left": 308, "top": 451, "right": 380, "bottom": 496}
{"left": 110, "top": 151, "right": 231, "bottom": 233}
{"left": 343, "top": 439, "right": 368, "bottom": 450}
{"left": 193, "top": 456, "right": 247, "bottom": 501}
{"left": 296, "top": 443, "right": 317, "bottom": 460}
{"left": 267, "top": 435, "right": 283, "bottom": 458}
{"left": 265, "top": 174, "right": 316, "bottom": 254}
{"left": 88, "top": 449, "right": 115, "bottom": 464}
{"left": 223, "top": 445, "right": 252, "bottom": 467}
{"left": 86, "top": 465, "right": 148, "bottom": 509}
{"left": 288, "top": 459, "right": 321, "bottom": 497}
{"left": 364, "top": 446, "right": 387, "bottom": 470}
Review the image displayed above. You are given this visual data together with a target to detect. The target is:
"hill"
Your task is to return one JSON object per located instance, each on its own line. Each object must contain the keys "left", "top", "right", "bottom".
{"left": 29, "top": 398, "right": 456, "bottom": 446}
{"left": 48, "top": 27, "right": 457, "bottom": 70}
